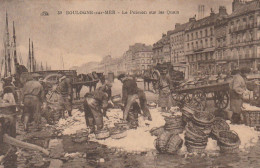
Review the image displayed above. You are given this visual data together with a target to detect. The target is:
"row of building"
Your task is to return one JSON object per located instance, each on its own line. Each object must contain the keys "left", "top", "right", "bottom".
{"left": 89, "top": 0, "right": 260, "bottom": 76}
{"left": 154, "top": 0, "right": 260, "bottom": 75}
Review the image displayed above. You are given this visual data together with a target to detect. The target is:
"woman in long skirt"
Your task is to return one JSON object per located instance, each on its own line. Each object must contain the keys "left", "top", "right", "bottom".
{"left": 158, "top": 69, "right": 172, "bottom": 112}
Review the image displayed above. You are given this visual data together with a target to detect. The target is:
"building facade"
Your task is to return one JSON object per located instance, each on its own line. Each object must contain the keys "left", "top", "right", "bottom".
{"left": 153, "top": 32, "right": 172, "bottom": 65}
{"left": 185, "top": 7, "right": 228, "bottom": 75}
{"left": 226, "top": 0, "right": 260, "bottom": 71}
{"left": 170, "top": 19, "right": 195, "bottom": 64}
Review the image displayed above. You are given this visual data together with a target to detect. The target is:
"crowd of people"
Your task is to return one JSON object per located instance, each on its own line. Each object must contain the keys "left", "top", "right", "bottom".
{"left": 0, "top": 65, "right": 258, "bottom": 135}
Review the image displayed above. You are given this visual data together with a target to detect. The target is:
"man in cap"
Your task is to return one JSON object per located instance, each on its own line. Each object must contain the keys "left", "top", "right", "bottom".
{"left": 56, "top": 72, "right": 73, "bottom": 117}
{"left": 230, "top": 67, "right": 250, "bottom": 124}
{"left": 83, "top": 87, "right": 109, "bottom": 133}
{"left": 118, "top": 74, "right": 152, "bottom": 126}
{"left": 22, "top": 74, "right": 45, "bottom": 131}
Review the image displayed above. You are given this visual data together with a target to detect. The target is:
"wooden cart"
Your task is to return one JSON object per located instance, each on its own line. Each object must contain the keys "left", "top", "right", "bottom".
{"left": 172, "top": 82, "right": 230, "bottom": 111}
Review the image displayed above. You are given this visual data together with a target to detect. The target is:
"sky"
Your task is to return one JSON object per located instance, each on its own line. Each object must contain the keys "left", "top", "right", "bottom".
{"left": 0, "top": 0, "right": 233, "bottom": 70}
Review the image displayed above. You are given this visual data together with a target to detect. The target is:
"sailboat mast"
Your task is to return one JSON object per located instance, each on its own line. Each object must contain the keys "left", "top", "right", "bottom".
{"left": 28, "top": 38, "right": 31, "bottom": 72}
{"left": 13, "top": 21, "right": 17, "bottom": 66}
{"left": 6, "top": 12, "right": 11, "bottom": 75}
{"left": 32, "top": 41, "right": 35, "bottom": 72}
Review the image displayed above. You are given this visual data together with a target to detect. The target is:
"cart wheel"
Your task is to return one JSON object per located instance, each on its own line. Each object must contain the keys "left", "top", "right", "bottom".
{"left": 214, "top": 91, "right": 229, "bottom": 110}
{"left": 192, "top": 90, "right": 207, "bottom": 111}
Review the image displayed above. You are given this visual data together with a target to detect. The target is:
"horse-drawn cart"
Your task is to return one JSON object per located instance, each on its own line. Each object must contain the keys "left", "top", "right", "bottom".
{"left": 172, "top": 82, "right": 230, "bottom": 111}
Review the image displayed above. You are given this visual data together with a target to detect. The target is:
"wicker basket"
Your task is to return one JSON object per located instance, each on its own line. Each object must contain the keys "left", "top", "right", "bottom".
{"left": 166, "top": 134, "right": 183, "bottom": 154}
{"left": 150, "top": 126, "right": 165, "bottom": 137}
{"left": 218, "top": 142, "right": 239, "bottom": 153}
{"left": 110, "top": 130, "right": 127, "bottom": 139}
{"left": 186, "top": 144, "right": 206, "bottom": 153}
{"left": 211, "top": 118, "right": 230, "bottom": 139}
{"left": 114, "top": 122, "right": 130, "bottom": 130}
{"left": 167, "top": 128, "right": 184, "bottom": 135}
{"left": 95, "top": 130, "right": 110, "bottom": 140}
{"left": 155, "top": 131, "right": 174, "bottom": 153}
{"left": 186, "top": 122, "right": 208, "bottom": 139}
{"left": 242, "top": 110, "right": 260, "bottom": 127}
{"left": 193, "top": 111, "right": 215, "bottom": 127}
{"left": 185, "top": 138, "right": 207, "bottom": 146}
{"left": 182, "top": 110, "right": 193, "bottom": 124}
{"left": 217, "top": 130, "right": 240, "bottom": 147}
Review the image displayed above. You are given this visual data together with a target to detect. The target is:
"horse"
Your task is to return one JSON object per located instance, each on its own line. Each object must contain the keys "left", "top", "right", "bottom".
{"left": 74, "top": 72, "right": 104, "bottom": 100}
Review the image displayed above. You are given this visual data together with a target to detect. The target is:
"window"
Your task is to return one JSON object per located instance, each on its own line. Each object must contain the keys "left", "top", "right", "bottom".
{"left": 200, "top": 31, "right": 203, "bottom": 38}
{"left": 200, "top": 40, "right": 203, "bottom": 48}
{"left": 205, "top": 39, "right": 208, "bottom": 47}
{"left": 249, "top": 16, "right": 254, "bottom": 27}
{"left": 196, "top": 41, "right": 198, "bottom": 49}
{"left": 257, "top": 30, "right": 260, "bottom": 39}
{"left": 205, "top": 29, "right": 208, "bottom": 37}
{"left": 196, "top": 32, "right": 198, "bottom": 38}
{"left": 257, "top": 16, "right": 260, "bottom": 26}
{"left": 187, "top": 43, "right": 190, "bottom": 50}
{"left": 191, "top": 33, "right": 194, "bottom": 40}
{"left": 243, "top": 18, "right": 247, "bottom": 28}
{"left": 187, "top": 34, "right": 189, "bottom": 41}
{"left": 257, "top": 46, "right": 260, "bottom": 58}
{"left": 191, "top": 42, "right": 194, "bottom": 50}
{"left": 210, "top": 38, "right": 213, "bottom": 47}
{"left": 210, "top": 28, "right": 213, "bottom": 35}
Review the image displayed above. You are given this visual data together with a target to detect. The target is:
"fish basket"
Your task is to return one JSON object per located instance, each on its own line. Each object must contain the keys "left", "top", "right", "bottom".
{"left": 217, "top": 130, "right": 240, "bottom": 148}
{"left": 150, "top": 126, "right": 165, "bottom": 137}
{"left": 167, "top": 127, "right": 184, "bottom": 135}
{"left": 184, "top": 137, "right": 207, "bottom": 146}
{"left": 185, "top": 122, "right": 208, "bottom": 140}
{"left": 211, "top": 118, "right": 230, "bottom": 139}
{"left": 110, "top": 130, "right": 127, "bottom": 139}
{"left": 193, "top": 111, "right": 215, "bottom": 127}
{"left": 111, "top": 95, "right": 122, "bottom": 104}
{"left": 192, "top": 123, "right": 212, "bottom": 137}
{"left": 242, "top": 110, "right": 260, "bottom": 127}
{"left": 114, "top": 122, "right": 129, "bottom": 130}
{"left": 219, "top": 144, "right": 240, "bottom": 153}
{"left": 164, "top": 116, "right": 182, "bottom": 124}
{"left": 155, "top": 131, "right": 174, "bottom": 153}
{"left": 182, "top": 110, "right": 193, "bottom": 125}
{"left": 186, "top": 144, "right": 206, "bottom": 153}
{"left": 184, "top": 133, "right": 208, "bottom": 144}
{"left": 166, "top": 134, "right": 183, "bottom": 155}
{"left": 95, "top": 130, "right": 110, "bottom": 140}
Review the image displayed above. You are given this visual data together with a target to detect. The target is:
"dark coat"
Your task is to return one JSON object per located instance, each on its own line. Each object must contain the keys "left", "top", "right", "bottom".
{"left": 122, "top": 78, "right": 138, "bottom": 105}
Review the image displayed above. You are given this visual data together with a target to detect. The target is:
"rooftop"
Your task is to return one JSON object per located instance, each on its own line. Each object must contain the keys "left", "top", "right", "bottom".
{"left": 229, "top": 0, "right": 260, "bottom": 18}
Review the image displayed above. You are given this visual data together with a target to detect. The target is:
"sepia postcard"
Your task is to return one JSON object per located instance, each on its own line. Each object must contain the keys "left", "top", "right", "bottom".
{"left": 0, "top": 0, "right": 260, "bottom": 167}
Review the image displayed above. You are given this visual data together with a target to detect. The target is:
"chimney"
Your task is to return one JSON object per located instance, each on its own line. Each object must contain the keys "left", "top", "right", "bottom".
{"left": 219, "top": 6, "right": 227, "bottom": 15}
{"left": 175, "top": 23, "right": 181, "bottom": 29}
{"left": 232, "top": 0, "right": 245, "bottom": 12}
{"left": 189, "top": 17, "right": 196, "bottom": 22}
{"left": 210, "top": 8, "right": 215, "bottom": 16}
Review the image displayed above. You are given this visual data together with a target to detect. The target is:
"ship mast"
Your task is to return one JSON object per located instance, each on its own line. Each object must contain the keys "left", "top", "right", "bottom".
{"left": 13, "top": 21, "right": 18, "bottom": 66}
{"left": 28, "top": 38, "right": 31, "bottom": 72}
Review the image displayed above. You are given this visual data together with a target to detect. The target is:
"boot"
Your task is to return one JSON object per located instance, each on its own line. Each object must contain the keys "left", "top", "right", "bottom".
{"left": 231, "top": 113, "right": 241, "bottom": 124}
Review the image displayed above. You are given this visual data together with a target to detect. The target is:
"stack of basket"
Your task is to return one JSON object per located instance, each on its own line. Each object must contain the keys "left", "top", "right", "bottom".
{"left": 217, "top": 130, "right": 240, "bottom": 153}
{"left": 155, "top": 131, "right": 183, "bottom": 155}
{"left": 184, "top": 122, "right": 208, "bottom": 153}
{"left": 181, "top": 107, "right": 194, "bottom": 125}
{"left": 164, "top": 115, "right": 184, "bottom": 134}
{"left": 211, "top": 117, "right": 230, "bottom": 140}
{"left": 192, "top": 111, "right": 215, "bottom": 136}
